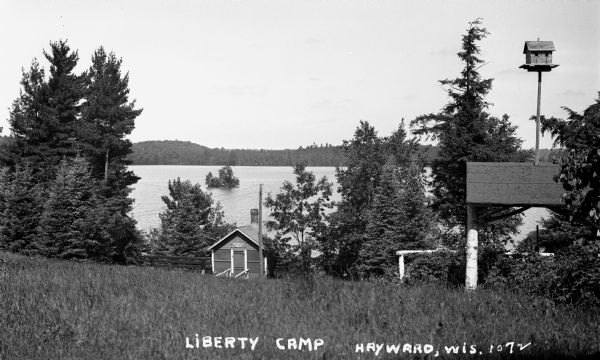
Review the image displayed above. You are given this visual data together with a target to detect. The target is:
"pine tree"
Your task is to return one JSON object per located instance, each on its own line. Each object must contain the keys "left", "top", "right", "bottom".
{"left": 411, "top": 19, "right": 530, "bottom": 248}
{"left": 1, "top": 42, "right": 144, "bottom": 263}
{"left": 384, "top": 120, "right": 419, "bottom": 166}
{"left": 154, "top": 178, "right": 234, "bottom": 256}
{"left": 79, "top": 47, "right": 141, "bottom": 213}
{"left": 0, "top": 167, "right": 8, "bottom": 243}
{"left": 358, "top": 158, "right": 435, "bottom": 278}
{"left": 39, "top": 157, "right": 101, "bottom": 258}
{"left": 0, "top": 163, "right": 44, "bottom": 252}
{"left": 7, "top": 41, "right": 84, "bottom": 181}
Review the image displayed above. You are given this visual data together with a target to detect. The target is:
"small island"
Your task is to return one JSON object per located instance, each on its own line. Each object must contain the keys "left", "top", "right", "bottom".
{"left": 205, "top": 166, "right": 240, "bottom": 188}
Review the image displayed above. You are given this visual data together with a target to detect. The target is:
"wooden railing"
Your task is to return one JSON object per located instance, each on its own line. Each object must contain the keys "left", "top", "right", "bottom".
{"left": 215, "top": 268, "right": 232, "bottom": 277}
{"left": 396, "top": 249, "right": 555, "bottom": 283}
{"left": 234, "top": 269, "right": 250, "bottom": 279}
{"left": 142, "top": 255, "right": 212, "bottom": 273}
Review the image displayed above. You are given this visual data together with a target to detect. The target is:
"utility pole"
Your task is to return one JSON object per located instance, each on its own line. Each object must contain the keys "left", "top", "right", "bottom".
{"left": 258, "top": 184, "right": 264, "bottom": 276}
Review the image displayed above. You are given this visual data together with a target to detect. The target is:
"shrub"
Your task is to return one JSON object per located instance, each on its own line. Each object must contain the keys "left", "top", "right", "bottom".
{"left": 404, "top": 251, "right": 464, "bottom": 286}
{"left": 484, "top": 243, "right": 600, "bottom": 307}
{"left": 404, "top": 248, "right": 511, "bottom": 287}
{"left": 484, "top": 253, "right": 555, "bottom": 295}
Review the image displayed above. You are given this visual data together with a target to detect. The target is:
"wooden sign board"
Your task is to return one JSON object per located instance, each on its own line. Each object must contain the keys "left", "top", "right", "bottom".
{"left": 466, "top": 162, "right": 564, "bottom": 206}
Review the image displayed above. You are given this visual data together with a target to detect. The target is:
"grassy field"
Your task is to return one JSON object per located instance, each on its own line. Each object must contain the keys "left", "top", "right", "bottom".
{"left": 1, "top": 252, "right": 599, "bottom": 359}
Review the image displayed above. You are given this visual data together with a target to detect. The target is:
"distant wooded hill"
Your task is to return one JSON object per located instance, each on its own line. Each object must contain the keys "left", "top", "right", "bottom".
{"left": 129, "top": 140, "right": 348, "bottom": 166}
{"left": 127, "top": 140, "right": 566, "bottom": 166}
{"left": 0, "top": 137, "right": 565, "bottom": 167}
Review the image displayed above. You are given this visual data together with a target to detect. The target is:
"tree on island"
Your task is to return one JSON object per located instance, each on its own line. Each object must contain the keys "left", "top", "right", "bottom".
{"left": 205, "top": 165, "right": 240, "bottom": 188}
{"left": 410, "top": 19, "right": 530, "bottom": 250}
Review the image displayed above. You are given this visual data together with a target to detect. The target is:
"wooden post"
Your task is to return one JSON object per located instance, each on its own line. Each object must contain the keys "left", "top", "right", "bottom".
{"left": 398, "top": 255, "right": 405, "bottom": 282}
{"left": 465, "top": 205, "right": 478, "bottom": 290}
{"left": 535, "top": 225, "right": 540, "bottom": 252}
{"left": 258, "top": 184, "right": 264, "bottom": 277}
{"left": 535, "top": 71, "right": 542, "bottom": 166}
{"left": 104, "top": 148, "right": 110, "bottom": 182}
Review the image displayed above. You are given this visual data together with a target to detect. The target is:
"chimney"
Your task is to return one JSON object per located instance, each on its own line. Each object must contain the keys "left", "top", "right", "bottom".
{"left": 250, "top": 209, "right": 259, "bottom": 225}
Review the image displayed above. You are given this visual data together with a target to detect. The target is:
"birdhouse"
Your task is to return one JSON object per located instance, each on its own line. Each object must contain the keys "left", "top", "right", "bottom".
{"left": 520, "top": 40, "right": 558, "bottom": 72}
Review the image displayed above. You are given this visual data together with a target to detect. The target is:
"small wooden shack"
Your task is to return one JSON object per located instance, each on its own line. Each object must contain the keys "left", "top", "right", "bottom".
{"left": 207, "top": 225, "right": 267, "bottom": 278}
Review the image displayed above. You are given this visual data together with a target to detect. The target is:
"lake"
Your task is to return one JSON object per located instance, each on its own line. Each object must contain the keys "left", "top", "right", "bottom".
{"left": 129, "top": 165, "right": 549, "bottom": 243}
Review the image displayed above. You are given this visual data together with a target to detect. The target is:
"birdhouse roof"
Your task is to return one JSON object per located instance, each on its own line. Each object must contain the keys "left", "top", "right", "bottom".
{"left": 523, "top": 41, "right": 555, "bottom": 53}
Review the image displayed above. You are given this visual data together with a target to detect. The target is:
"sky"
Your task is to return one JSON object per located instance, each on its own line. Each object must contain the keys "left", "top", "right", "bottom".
{"left": 0, "top": 0, "right": 598, "bottom": 150}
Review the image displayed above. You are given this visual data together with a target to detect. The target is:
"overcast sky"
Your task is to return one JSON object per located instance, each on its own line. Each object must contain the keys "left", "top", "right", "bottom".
{"left": 0, "top": 0, "right": 598, "bottom": 150}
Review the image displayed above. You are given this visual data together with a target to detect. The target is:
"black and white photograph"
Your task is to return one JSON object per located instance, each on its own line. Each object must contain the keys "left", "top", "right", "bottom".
{"left": 1, "top": 0, "right": 599, "bottom": 359}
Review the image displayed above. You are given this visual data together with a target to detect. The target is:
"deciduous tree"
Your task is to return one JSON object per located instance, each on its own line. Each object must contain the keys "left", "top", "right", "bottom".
{"left": 265, "top": 164, "right": 333, "bottom": 274}
{"left": 541, "top": 93, "right": 600, "bottom": 236}
{"left": 321, "top": 121, "right": 419, "bottom": 277}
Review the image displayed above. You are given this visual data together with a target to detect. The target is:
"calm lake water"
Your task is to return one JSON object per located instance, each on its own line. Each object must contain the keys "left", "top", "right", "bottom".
{"left": 129, "top": 165, "right": 549, "bottom": 243}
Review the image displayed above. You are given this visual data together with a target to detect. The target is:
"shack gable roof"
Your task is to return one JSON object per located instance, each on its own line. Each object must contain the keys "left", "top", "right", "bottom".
{"left": 523, "top": 41, "right": 555, "bottom": 53}
{"left": 207, "top": 225, "right": 259, "bottom": 251}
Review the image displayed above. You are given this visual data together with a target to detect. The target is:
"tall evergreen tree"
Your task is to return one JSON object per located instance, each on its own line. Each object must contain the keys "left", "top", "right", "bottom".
{"left": 411, "top": 19, "right": 530, "bottom": 248}
{"left": 0, "top": 167, "right": 8, "bottom": 238}
{"left": 7, "top": 41, "right": 84, "bottom": 181}
{"left": 1, "top": 42, "right": 144, "bottom": 263}
{"left": 358, "top": 158, "right": 435, "bottom": 278}
{"left": 39, "top": 157, "right": 100, "bottom": 258}
{"left": 79, "top": 47, "right": 142, "bottom": 212}
{"left": 0, "top": 163, "right": 44, "bottom": 252}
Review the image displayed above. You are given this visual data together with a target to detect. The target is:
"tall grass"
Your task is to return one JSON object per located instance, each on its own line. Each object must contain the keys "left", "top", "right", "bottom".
{"left": 1, "top": 252, "right": 599, "bottom": 359}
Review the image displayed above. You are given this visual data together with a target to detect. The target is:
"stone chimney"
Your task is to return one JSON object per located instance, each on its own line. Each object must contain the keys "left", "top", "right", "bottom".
{"left": 250, "top": 209, "right": 259, "bottom": 225}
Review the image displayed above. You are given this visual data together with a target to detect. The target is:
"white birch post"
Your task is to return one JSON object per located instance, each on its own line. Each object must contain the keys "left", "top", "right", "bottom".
{"left": 398, "top": 255, "right": 405, "bottom": 282}
{"left": 465, "top": 205, "right": 478, "bottom": 290}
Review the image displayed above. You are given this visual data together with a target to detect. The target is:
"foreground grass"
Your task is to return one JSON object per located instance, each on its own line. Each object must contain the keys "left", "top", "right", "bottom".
{"left": 1, "top": 252, "right": 599, "bottom": 359}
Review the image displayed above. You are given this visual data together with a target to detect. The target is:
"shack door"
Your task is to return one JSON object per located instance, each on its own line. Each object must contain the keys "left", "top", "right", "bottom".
{"left": 233, "top": 250, "right": 245, "bottom": 275}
